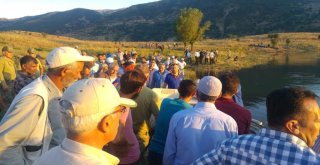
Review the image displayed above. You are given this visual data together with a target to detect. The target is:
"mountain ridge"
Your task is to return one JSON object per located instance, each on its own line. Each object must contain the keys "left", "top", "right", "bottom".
{"left": 0, "top": 0, "right": 319, "bottom": 41}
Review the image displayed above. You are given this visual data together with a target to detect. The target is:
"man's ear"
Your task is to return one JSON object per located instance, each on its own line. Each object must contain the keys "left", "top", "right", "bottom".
{"left": 60, "top": 67, "right": 69, "bottom": 77}
{"left": 135, "top": 86, "right": 142, "bottom": 94}
{"left": 21, "top": 64, "right": 26, "bottom": 70}
{"left": 98, "top": 115, "right": 112, "bottom": 133}
{"left": 285, "top": 119, "right": 300, "bottom": 135}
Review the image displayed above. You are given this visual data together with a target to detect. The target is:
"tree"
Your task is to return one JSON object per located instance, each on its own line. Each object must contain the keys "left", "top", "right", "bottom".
{"left": 176, "top": 8, "right": 211, "bottom": 51}
{"left": 268, "top": 33, "right": 279, "bottom": 48}
{"left": 285, "top": 38, "right": 290, "bottom": 47}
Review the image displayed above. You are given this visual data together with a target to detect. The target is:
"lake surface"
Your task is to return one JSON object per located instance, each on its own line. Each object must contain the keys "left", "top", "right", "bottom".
{"left": 237, "top": 52, "right": 320, "bottom": 125}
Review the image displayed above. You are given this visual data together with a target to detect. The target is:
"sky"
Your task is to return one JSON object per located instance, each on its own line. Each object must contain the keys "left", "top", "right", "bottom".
{"left": 0, "top": 0, "right": 159, "bottom": 19}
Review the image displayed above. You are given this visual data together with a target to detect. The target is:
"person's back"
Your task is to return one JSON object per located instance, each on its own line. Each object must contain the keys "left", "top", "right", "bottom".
{"left": 193, "top": 87, "right": 320, "bottom": 165}
{"left": 164, "top": 104, "right": 237, "bottom": 165}
{"left": 149, "top": 80, "right": 196, "bottom": 165}
{"left": 216, "top": 72, "right": 251, "bottom": 134}
{"left": 163, "top": 76, "right": 238, "bottom": 165}
{"left": 193, "top": 129, "right": 320, "bottom": 165}
{"left": 131, "top": 86, "right": 159, "bottom": 152}
{"left": 216, "top": 98, "right": 251, "bottom": 134}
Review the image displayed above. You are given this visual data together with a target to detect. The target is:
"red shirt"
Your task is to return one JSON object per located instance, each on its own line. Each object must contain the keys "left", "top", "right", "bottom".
{"left": 215, "top": 97, "right": 252, "bottom": 134}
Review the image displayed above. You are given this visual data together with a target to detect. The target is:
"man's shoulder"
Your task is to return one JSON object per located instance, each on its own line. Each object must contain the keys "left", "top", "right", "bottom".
{"left": 214, "top": 109, "right": 238, "bottom": 125}
{"left": 171, "top": 107, "right": 193, "bottom": 119}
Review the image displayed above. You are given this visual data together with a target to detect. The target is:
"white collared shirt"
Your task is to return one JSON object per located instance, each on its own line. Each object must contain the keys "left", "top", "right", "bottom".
{"left": 34, "top": 138, "right": 119, "bottom": 165}
{"left": 163, "top": 102, "right": 238, "bottom": 165}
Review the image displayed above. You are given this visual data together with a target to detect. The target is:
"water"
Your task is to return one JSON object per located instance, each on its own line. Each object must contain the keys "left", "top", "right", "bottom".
{"left": 237, "top": 52, "right": 320, "bottom": 125}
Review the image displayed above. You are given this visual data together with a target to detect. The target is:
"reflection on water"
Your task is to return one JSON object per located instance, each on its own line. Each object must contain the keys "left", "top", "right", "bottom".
{"left": 237, "top": 52, "right": 320, "bottom": 124}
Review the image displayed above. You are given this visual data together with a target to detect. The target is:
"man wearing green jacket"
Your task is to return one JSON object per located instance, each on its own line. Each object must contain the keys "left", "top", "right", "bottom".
{"left": 0, "top": 46, "right": 16, "bottom": 110}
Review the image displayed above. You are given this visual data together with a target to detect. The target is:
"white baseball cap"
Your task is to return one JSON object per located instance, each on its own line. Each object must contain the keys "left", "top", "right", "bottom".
{"left": 59, "top": 78, "right": 137, "bottom": 117}
{"left": 197, "top": 76, "right": 222, "bottom": 97}
{"left": 106, "top": 57, "right": 114, "bottom": 64}
{"left": 46, "top": 47, "right": 94, "bottom": 68}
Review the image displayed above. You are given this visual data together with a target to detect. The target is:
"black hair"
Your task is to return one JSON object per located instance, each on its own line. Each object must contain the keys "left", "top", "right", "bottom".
{"left": 178, "top": 80, "right": 196, "bottom": 98}
{"left": 266, "top": 87, "right": 317, "bottom": 127}
{"left": 20, "top": 55, "right": 38, "bottom": 68}
{"left": 196, "top": 90, "right": 217, "bottom": 102}
{"left": 219, "top": 72, "right": 240, "bottom": 95}
{"left": 120, "top": 69, "right": 147, "bottom": 94}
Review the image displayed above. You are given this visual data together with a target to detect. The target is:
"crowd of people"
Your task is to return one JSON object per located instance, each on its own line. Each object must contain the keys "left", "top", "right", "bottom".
{"left": 0, "top": 45, "right": 319, "bottom": 165}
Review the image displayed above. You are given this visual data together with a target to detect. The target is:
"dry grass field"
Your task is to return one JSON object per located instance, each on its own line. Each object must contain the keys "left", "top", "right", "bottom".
{"left": 0, "top": 31, "right": 319, "bottom": 79}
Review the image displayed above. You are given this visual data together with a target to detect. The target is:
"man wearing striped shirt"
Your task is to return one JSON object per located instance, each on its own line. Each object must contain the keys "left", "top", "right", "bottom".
{"left": 193, "top": 87, "right": 320, "bottom": 165}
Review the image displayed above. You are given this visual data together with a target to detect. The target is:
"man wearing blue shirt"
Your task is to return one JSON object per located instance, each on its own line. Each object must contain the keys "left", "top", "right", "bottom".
{"left": 148, "top": 80, "right": 196, "bottom": 165}
{"left": 164, "top": 63, "right": 184, "bottom": 89}
{"left": 163, "top": 76, "right": 238, "bottom": 165}
{"left": 151, "top": 63, "right": 169, "bottom": 88}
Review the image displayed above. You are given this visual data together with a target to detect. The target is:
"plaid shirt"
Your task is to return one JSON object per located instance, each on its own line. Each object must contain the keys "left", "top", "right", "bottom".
{"left": 193, "top": 128, "right": 320, "bottom": 165}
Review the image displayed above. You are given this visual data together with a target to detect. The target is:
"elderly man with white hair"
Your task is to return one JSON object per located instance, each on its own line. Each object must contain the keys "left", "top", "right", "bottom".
{"left": 34, "top": 78, "right": 137, "bottom": 165}
{"left": 163, "top": 76, "right": 238, "bottom": 165}
{"left": 0, "top": 47, "right": 94, "bottom": 165}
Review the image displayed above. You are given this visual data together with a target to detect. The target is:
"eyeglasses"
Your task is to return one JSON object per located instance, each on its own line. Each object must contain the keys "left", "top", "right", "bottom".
{"left": 107, "top": 105, "right": 127, "bottom": 116}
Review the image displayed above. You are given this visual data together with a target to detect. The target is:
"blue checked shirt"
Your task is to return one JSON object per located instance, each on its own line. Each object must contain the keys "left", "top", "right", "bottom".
{"left": 193, "top": 128, "right": 320, "bottom": 165}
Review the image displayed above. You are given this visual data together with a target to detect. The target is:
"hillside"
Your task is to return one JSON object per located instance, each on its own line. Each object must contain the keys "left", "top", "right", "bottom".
{"left": 0, "top": 0, "right": 320, "bottom": 41}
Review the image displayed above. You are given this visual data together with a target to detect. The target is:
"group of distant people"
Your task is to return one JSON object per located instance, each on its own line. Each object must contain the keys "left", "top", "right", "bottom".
{"left": 0, "top": 45, "right": 319, "bottom": 165}
{"left": 82, "top": 48, "right": 187, "bottom": 91}
{"left": 185, "top": 49, "right": 219, "bottom": 65}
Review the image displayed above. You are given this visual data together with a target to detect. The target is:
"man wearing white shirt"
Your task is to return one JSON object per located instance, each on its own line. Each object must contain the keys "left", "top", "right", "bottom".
{"left": 0, "top": 47, "right": 94, "bottom": 165}
{"left": 163, "top": 76, "right": 238, "bottom": 165}
{"left": 34, "top": 78, "right": 137, "bottom": 165}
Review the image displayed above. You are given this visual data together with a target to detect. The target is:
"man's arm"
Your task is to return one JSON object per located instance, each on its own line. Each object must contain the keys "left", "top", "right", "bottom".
{"left": 150, "top": 72, "right": 157, "bottom": 89}
{"left": 163, "top": 116, "right": 178, "bottom": 165}
{"left": 0, "top": 95, "right": 44, "bottom": 163}
{"left": 0, "top": 60, "right": 8, "bottom": 91}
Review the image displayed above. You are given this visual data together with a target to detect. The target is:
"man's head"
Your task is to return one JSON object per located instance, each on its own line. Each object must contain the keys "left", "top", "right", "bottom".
{"left": 2, "top": 46, "right": 14, "bottom": 59}
{"left": 46, "top": 47, "right": 94, "bottom": 89}
{"left": 123, "top": 61, "right": 135, "bottom": 72}
{"left": 267, "top": 87, "right": 320, "bottom": 147}
{"left": 81, "top": 61, "right": 94, "bottom": 79}
{"left": 158, "top": 63, "right": 165, "bottom": 73}
{"left": 27, "top": 48, "right": 36, "bottom": 58}
{"left": 149, "top": 59, "right": 156, "bottom": 69}
{"left": 60, "top": 78, "right": 136, "bottom": 144}
{"left": 97, "top": 54, "right": 105, "bottom": 63}
{"left": 120, "top": 69, "right": 147, "bottom": 99}
{"left": 20, "top": 55, "right": 38, "bottom": 75}
{"left": 178, "top": 80, "right": 196, "bottom": 99}
{"left": 135, "top": 64, "right": 150, "bottom": 78}
{"left": 171, "top": 63, "right": 179, "bottom": 75}
{"left": 108, "top": 63, "right": 119, "bottom": 76}
{"left": 219, "top": 72, "right": 240, "bottom": 96}
{"left": 196, "top": 76, "right": 222, "bottom": 102}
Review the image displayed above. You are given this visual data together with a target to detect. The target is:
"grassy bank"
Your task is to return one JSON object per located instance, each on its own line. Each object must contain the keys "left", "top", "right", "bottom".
{"left": 0, "top": 31, "right": 319, "bottom": 80}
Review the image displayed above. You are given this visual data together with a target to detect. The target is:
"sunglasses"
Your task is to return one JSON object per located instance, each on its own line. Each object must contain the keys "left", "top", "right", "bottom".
{"left": 107, "top": 105, "right": 127, "bottom": 116}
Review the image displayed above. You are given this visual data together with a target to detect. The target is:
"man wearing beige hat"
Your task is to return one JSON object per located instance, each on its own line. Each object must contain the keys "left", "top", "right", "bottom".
{"left": 34, "top": 78, "right": 137, "bottom": 165}
{"left": 163, "top": 76, "right": 238, "bottom": 165}
{"left": 0, "top": 47, "right": 94, "bottom": 165}
{"left": 0, "top": 46, "right": 17, "bottom": 110}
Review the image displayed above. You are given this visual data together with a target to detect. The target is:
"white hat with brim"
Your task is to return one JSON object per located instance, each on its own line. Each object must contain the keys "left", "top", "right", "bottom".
{"left": 59, "top": 78, "right": 137, "bottom": 118}
{"left": 46, "top": 47, "right": 94, "bottom": 68}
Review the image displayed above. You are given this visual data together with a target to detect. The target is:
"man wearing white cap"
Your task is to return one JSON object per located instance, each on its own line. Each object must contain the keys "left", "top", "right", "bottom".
{"left": 0, "top": 47, "right": 94, "bottom": 165}
{"left": 34, "top": 78, "right": 137, "bottom": 165}
{"left": 163, "top": 76, "right": 238, "bottom": 165}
